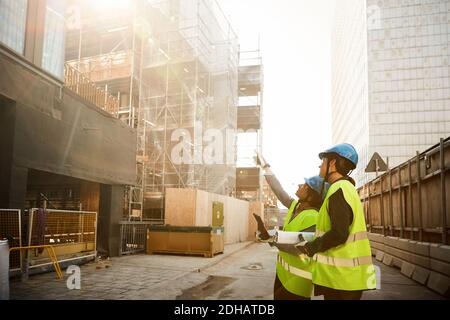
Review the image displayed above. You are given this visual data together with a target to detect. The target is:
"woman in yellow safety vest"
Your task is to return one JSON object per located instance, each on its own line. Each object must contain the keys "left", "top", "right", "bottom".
{"left": 295, "top": 143, "right": 377, "bottom": 300}
{"left": 256, "top": 154, "right": 329, "bottom": 300}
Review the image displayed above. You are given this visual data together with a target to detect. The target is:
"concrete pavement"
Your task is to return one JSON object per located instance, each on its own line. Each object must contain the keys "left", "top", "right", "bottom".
{"left": 9, "top": 242, "right": 446, "bottom": 300}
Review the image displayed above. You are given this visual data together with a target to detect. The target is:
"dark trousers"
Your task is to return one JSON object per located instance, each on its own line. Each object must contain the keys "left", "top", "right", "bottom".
{"left": 273, "top": 275, "right": 310, "bottom": 300}
{"left": 314, "top": 285, "right": 363, "bottom": 300}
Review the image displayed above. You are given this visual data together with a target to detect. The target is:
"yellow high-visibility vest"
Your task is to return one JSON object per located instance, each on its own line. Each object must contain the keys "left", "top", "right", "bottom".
{"left": 276, "top": 200, "right": 318, "bottom": 298}
{"left": 312, "top": 180, "right": 376, "bottom": 291}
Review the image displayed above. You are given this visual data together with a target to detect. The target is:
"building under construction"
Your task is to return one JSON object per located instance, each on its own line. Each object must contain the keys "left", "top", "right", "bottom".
{"left": 65, "top": 0, "right": 258, "bottom": 222}
{"left": 0, "top": 0, "right": 137, "bottom": 258}
{"left": 235, "top": 49, "right": 264, "bottom": 204}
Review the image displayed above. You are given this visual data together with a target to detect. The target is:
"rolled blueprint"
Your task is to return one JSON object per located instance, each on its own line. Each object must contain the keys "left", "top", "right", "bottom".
{"left": 275, "top": 231, "right": 315, "bottom": 244}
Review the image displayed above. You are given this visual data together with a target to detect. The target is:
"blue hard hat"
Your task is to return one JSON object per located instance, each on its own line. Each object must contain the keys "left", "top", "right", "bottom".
{"left": 319, "top": 143, "right": 359, "bottom": 169}
{"left": 304, "top": 176, "right": 330, "bottom": 199}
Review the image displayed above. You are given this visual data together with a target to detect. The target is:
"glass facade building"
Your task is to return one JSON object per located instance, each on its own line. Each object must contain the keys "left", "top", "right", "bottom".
{"left": 332, "top": 0, "right": 370, "bottom": 186}
{"left": 0, "top": 0, "right": 66, "bottom": 79}
{"left": 332, "top": 0, "right": 450, "bottom": 186}
{"left": 42, "top": 0, "right": 66, "bottom": 78}
{"left": 0, "top": 0, "right": 28, "bottom": 54}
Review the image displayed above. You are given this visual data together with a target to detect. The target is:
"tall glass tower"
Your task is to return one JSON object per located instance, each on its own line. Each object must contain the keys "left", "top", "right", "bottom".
{"left": 332, "top": 0, "right": 450, "bottom": 186}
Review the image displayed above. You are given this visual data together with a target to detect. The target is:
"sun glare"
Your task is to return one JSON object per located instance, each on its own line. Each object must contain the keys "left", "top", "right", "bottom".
{"left": 91, "top": 0, "right": 131, "bottom": 11}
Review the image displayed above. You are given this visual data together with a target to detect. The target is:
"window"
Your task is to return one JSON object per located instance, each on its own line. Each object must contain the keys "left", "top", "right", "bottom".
{"left": 42, "top": 0, "right": 66, "bottom": 78}
{"left": 0, "top": 0, "right": 28, "bottom": 54}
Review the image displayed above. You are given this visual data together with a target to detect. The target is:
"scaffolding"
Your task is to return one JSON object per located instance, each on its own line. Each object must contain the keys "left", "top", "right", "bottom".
{"left": 65, "top": 0, "right": 240, "bottom": 221}
{"left": 236, "top": 49, "right": 264, "bottom": 202}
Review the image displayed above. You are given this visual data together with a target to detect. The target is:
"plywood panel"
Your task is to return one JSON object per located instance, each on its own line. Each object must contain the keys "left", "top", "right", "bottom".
{"left": 238, "top": 200, "right": 250, "bottom": 242}
{"left": 369, "top": 195, "right": 381, "bottom": 226}
{"left": 392, "top": 189, "right": 401, "bottom": 227}
{"left": 224, "top": 197, "right": 249, "bottom": 244}
{"left": 422, "top": 179, "right": 441, "bottom": 228}
{"left": 165, "top": 188, "right": 197, "bottom": 226}
{"left": 165, "top": 188, "right": 250, "bottom": 244}
{"left": 195, "top": 189, "right": 210, "bottom": 227}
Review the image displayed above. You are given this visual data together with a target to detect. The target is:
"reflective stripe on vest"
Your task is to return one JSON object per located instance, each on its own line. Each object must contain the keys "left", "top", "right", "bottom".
{"left": 315, "top": 230, "right": 368, "bottom": 244}
{"left": 275, "top": 201, "right": 318, "bottom": 297}
{"left": 277, "top": 255, "right": 312, "bottom": 280}
{"left": 312, "top": 180, "right": 376, "bottom": 291}
{"left": 313, "top": 254, "right": 373, "bottom": 268}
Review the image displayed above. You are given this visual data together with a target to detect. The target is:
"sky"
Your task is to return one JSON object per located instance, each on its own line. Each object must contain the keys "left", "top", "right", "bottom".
{"left": 218, "top": 0, "right": 337, "bottom": 197}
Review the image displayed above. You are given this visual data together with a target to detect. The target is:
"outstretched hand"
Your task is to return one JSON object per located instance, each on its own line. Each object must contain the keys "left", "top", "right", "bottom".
{"left": 255, "top": 151, "right": 268, "bottom": 168}
{"left": 253, "top": 213, "right": 270, "bottom": 240}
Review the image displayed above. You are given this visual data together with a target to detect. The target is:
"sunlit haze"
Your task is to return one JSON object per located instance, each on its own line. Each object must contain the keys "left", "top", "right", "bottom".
{"left": 219, "top": 0, "right": 337, "bottom": 198}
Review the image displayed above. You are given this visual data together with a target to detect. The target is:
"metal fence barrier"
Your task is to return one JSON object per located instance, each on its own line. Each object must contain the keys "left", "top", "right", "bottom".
{"left": 359, "top": 137, "right": 449, "bottom": 244}
{"left": 119, "top": 221, "right": 159, "bottom": 255}
{"left": 26, "top": 209, "right": 97, "bottom": 271}
{"left": 0, "top": 209, "right": 22, "bottom": 272}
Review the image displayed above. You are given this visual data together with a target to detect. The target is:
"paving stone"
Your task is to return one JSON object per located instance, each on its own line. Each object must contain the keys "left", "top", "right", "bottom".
{"left": 10, "top": 242, "right": 445, "bottom": 300}
{"left": 108, "top": 288, "right": 129, "bottom": 295}
{"left": 84, "top": 291, "right": 109, "bottom": 298}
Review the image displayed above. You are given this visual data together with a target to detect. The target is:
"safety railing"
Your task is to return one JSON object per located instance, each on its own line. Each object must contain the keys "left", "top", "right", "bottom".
{"left": 119, "top": 221, "right": 157, "bottom": 255}
{"left": 64, "top": 63, "right": 120, "bottom": 117}
{"left": 26, "top": 209, "right": 97, "bottom": 272}
{"left": 66, "top": 51, "right": 133, "bottom": 83}
{"left": 0, "top": 209, "right": 22, "bottom": 272}
{"left": 11, "top": 246, "right": 63, "bottom": 280}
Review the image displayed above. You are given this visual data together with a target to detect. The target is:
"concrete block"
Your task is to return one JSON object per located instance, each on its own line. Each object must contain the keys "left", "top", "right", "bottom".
{"left": 384, "top": 245, "right": 430, "bottom": 268}
{"left": 392, "top": 257, "right": 404, "bottom": 268}
{"left": 384, "top": 246, "right": 409, "bottom": 261}
{"left": 382, "top": 254, "right": 393, "bottom": 266}
{"left": 375, "top": 250, "right": 385, "bottom": 262}
{"left": 368, "top": 233, "right": 384, "bottom": 243}
{"left": 400, "top": 261, "right": 415, "bottom": 278}
{"left": 412, "top": 266, "right": 430, "bottom": 285}
{"left": 430, "top": 244, "right": 450, "bottom": 263}
{"left": 385, "top": 236, "right": 399, "bottom": 247}
{"left": 427, "top": 271, "right": 450, "bottom": 297}
{"left": 430, "top": 258, "right": 450, "bottom": 277}
{"left": 393, "top": 238, "right": 410, "bottom": 252}
{"left": 408, "top": 241, "right": 430, "bottom": 257}
{"left": 410, "top": 253, "right": 431, "bottom": 269}
{"left": 392, "top": 257, "right": 405, "bottom": 269}
{"left": 370, "top": 241, "right": 384, "bottom": 251}
{"left": 371, "top": 248, "right": 378, "bottom": 256}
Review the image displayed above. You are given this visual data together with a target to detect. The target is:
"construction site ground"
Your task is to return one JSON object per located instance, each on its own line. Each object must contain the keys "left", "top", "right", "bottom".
{"left": 10, "top": 243, "right": 445, "bottom": 300}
